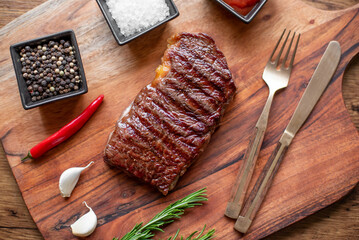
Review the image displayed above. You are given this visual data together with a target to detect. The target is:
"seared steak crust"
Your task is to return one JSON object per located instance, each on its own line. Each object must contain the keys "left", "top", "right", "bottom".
{"left": 104, "top": 32, "right": 236, "bottom": 195}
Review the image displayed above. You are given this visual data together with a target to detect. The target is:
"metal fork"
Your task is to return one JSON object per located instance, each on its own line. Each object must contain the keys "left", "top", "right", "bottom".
{"left": 225, "top": 29, "right": 300, "bottom": 219}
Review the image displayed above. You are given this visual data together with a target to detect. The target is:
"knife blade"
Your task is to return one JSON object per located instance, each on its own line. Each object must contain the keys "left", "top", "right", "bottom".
{"left": 234, "top": 41, "right": 341, "bottom": 234}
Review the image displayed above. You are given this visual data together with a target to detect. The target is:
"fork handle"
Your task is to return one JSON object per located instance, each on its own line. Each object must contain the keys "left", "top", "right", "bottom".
{"left": 234, "top": 142, "right": 288, "bottom": 233}
{"left": 225, "top": 127, "right": 265, "bottom": 219}
{"left": 225, "top": 91, "right": 275, "bottom": 219}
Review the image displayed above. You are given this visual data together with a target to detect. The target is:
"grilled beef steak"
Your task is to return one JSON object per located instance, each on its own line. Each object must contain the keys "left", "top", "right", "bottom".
{"left": 104, "top": 32, "right": 236, "bottom": 195}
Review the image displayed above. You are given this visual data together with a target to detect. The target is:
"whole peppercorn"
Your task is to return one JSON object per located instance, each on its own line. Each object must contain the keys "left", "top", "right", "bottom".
{"left": 20, "top": 39, "right": 82, "bottom": 102}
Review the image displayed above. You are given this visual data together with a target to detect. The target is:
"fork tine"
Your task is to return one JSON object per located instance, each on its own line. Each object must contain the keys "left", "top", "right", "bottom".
{"left": 268, "top": 29, "right": 286, "bottom": 61}
{"left": 288, "top": 33, "right": 301, "bottom": 69}
{"left": 281, "top": 32, "right": 296, "bottom": 69}
{"left": 274, "top": 30, "right": 291, "bottom": 66}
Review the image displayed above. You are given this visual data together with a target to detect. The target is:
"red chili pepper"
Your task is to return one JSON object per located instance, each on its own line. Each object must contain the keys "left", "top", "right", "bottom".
{"left": 22, "top": 94, "right": 104, "bottom": 162}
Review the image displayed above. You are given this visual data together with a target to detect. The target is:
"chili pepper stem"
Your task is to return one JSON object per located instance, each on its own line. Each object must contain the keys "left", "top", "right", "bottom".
{"left": 21, "top": 152, "right": 33, "bottom": 162}
{"left": 21, "top": 95, "right": 104, "bottom": 163}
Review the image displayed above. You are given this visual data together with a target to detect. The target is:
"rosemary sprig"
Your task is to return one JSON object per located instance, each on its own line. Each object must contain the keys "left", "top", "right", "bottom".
{"left": 167, "top": 225, "right": 215, "bottom": 240}
{"left": 114, "top": 188, "right": 208, "bottom": 240}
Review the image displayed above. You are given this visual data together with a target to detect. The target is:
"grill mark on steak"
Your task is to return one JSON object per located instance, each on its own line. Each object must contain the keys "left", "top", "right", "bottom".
{"left": 125, "top": 114, "right": 185, "bottom": 193}
{"left": 128, "top": 113, "right": 183, "bottom": 167}
{"left": 141, "top": 95, "right": 205, "bottom": 148}
{"left": 156, "top": 83, "right": 215, "bottom": 126}
{"left": 133, "top": 100, "right": 197, "bottom": 161}
{"left": 152, "top": 87, "right": 210, "bottom": 134}
{"left": 174, "top": 50, "right": 230, "bottom": 96}
{"left": 132, "top": 101, "right": 195, "bottom": 164}
{"left": 169, "top": 51, "right": 228, "bottom": 101}
{"left": 170, "top": 71, "right": 220, "bottom": 112}
{"left": 180, "top": 37, "right": 232, "bottom": 80}
{"left": 104, "top": 32, "right": 236, "bottom": 195}
{"left": 171, "top": 68, "right": 226, "bottom": 104}
{"left": 163, "top": 77, "right": 219, "bottom": 115}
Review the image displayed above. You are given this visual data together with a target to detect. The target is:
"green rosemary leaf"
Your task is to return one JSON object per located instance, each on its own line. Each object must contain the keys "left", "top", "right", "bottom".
{"left": 167, "top": 229, "right": 180, "bottom": 240}
{"left": 118, "top": 188, "right": 208, "bottom": 240}
{"left": 166, "top": 225, "right": 215, "bottom": 240}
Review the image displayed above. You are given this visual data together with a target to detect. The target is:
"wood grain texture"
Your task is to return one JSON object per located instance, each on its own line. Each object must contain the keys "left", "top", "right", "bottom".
{"left": 0, "top": 0, "right": 358, "bottom": 240}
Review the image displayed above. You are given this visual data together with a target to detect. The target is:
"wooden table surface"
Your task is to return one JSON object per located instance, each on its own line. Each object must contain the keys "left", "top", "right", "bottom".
{"left": 0, "top": 0, "right": 358, "bottom": 239}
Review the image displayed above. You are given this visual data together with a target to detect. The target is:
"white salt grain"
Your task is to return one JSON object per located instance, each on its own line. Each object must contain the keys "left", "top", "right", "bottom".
{"left": 106, "top": 0, "right": 170, "bottom": 37}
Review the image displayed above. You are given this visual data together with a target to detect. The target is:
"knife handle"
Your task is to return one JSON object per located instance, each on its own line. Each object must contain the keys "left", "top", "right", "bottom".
{"left": 235, "top": 142, "right": 288, "bottom": 233}
{"left": 225, "top": 127, "right": 265, "bottom": 219}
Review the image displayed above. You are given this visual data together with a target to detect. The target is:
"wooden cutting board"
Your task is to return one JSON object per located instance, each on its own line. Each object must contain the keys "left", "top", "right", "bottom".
{"left": 0, "top": 0, "right": 358, "bottom": 239}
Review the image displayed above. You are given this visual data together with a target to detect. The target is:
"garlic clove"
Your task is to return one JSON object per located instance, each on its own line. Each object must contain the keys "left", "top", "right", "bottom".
{"left": 71, "top": 201, "right": 97, "bottom": 237}
{"left": 59, "top": 161, "right": 94, "bottom": 197}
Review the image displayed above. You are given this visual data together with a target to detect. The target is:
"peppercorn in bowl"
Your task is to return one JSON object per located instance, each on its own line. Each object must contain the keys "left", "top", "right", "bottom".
{"left": 10, "top": 30, "right": 88, "bottom": 110}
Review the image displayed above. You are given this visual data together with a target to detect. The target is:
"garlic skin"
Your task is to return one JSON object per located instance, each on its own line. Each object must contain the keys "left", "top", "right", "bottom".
{"left": 71, "top": 201, "right": 97, "bottom": 237}
{"left": 59, "top": 161, "right": 94, "bottom": 197}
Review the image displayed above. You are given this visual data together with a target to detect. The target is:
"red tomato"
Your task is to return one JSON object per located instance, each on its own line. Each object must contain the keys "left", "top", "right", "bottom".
{"left": 231, "top": 5, "right": 254, "bottom": 16}
{"left": 223, "top": 0, "right": 259, "bottom": 8}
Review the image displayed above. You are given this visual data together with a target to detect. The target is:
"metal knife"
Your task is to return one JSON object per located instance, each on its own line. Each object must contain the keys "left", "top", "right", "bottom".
{"left": 234, "top": 41, "right": 341, "bottom": 234}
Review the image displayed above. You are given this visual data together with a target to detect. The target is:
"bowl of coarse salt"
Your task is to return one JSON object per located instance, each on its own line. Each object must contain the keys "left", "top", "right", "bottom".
{"left": 96, "top": 0, "right": 179, "bottom": 45}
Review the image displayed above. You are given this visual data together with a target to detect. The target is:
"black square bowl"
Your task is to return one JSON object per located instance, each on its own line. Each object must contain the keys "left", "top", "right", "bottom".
{"left": 96, "top": 0, "right": 179, "bottom": 45}
{"left": 10, "top": 30, "right": 88, "bottom": 110}
{"left": 213, "top": 0, "right": 267, "bottom": 23}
